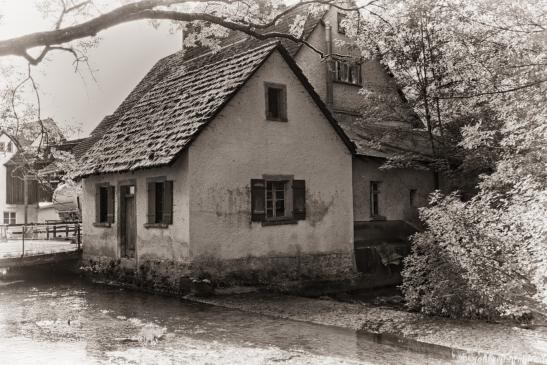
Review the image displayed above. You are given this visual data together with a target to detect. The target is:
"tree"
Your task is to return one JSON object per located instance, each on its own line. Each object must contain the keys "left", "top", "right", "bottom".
{"left": 363, "top": 0, "right": 547, "bottom": 319}
{"left": 345, "top": 0, "right": 546, "bottom": 192}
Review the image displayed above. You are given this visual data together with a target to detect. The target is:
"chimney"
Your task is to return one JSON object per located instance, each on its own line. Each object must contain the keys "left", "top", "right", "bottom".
{"left": 325, "top": 21, "right": 334, "bottom": 107}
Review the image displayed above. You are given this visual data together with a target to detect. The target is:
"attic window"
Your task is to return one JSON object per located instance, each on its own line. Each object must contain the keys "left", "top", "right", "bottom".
{"left": 334, "top": 59, "right": 362, "bottom": 86}
{"left": 0, "top": 142, "right": 5, "bottom": 152}
{"left": 265, "top": 82, "right": 287, "bottom": 122}
{"left": 337, "top": 12, "right": 347, "bottom": 34}
{"left": 7, "top": 142, "right": 12, "bottom": 152}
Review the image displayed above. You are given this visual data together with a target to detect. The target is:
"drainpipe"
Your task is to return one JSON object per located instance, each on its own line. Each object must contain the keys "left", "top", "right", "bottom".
{"left": 325, "top": 21, "right": 334, "bottom": 108}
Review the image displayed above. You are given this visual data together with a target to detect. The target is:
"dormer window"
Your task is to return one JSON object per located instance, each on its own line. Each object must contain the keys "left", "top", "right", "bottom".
{"left": 334, "top": 59, "right": 362, "bottom": 86}
{"left": 265, "top": 82, "right": 287, "bottom": 122}
{"left": 337, "top": 12, "right": 347, "bottom": 34}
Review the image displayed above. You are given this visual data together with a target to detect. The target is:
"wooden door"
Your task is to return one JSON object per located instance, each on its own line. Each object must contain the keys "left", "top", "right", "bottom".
{"left": 120, "top": 185, "right": 136, "bottom": 258}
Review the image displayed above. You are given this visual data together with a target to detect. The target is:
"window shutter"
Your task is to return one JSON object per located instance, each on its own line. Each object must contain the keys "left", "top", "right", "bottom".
{"left": 250, "top": 179, "right": 265, "bottom": 222}
{"left": 147, "top": 182, "right": 156, "bottom": 224}
{"left": 107, "top": 186, "right": 115, "bottom": 223}
{"left": 280, "top": 87, "right": 287, "bottom": 121}
{"left": 293, "top": 180, "right": 306, "bottom": 220}
{"left": 162, "top": 181, "right": 173, "bottom": 225}
{"left": 95, "top": 185, "right": 101, "bottom": 223}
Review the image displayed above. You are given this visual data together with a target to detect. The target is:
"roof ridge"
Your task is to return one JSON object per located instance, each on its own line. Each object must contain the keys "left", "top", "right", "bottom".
{"left": 179, "top": 37, "right": 250, "bottom": 64}
{"left": 180, "top": 40, "right": 279, "bottom": 75}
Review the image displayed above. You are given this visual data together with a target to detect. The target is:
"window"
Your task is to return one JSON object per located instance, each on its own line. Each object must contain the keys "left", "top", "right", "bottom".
{"left": 409, "top": 189, "right": 417, "bottom": 207}
{"left": 265, "top": 82, "right": 287, "bottom": 121}
{"left": 146, "top": 180, "right": 173, "bottom": 226}
{"left": 370, "top": 181, "right": 381, "bottom": 217}
{"left": 95, "top": 184, "right": 115, "bottom": 224}
{"left": 334, "top": 59, "right": 362, "bottom": 86}
{"left": 266, "top": 180, "right": 288, "bottom": 219}
{"left": 7, "top": 142, "right": 12, "bottom": 152}
{"left": 337, "top": 12, "right": 347, "bottom": 34}
{"left": 3, "top": 212, "right": 15, "bottom": 225}
{"left": 251, "top": 178, "right": 305, "bottom": 224}
{"left": 0, "top": 142, "right": 5, "bottom": 152}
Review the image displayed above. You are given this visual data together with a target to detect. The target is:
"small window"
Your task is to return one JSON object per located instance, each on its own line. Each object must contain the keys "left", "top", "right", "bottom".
{"left": 147, "top": 180, "right": 173, "bottom": 225}
{"left": 370, "top": 181, "right": 381, "bottom": 217}
{"left": 95, "top": 184, "right": 115, "bottom": 224}
{"left": 0, "top": 142, "right": 5, "bottom": 152}
{"left": 6, "top": 142, "right": 12, "bottom": 152}
{"left": 265, "top": 83, "right": 287, "bottom": 121}
{"left": 409, "top": 189, "right": 417, "bottom": 207}
{"left": 337, "top": 12, "right": 347, "bottom": 34}
{"left": 3, "top": 212, "right": 15, "bottom": 225}
{"left": 334, "top": 59, "right": 362, "bottom": 86}
{"left": 251, "top": 178, "right": 305, "bottom": 223}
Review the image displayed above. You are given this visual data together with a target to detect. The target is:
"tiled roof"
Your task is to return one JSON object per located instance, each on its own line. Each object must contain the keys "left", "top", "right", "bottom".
{"left": 335, "top": 114, "right": 434, "bottom": 159}
{"left": 85, "top": 5, "right": 326, "bottom": 144}
{"left": 6, "top": 118, "right": 66, "bottom": 147}
{"left": 76, "top": 42, "right": 280, "bottom": 177}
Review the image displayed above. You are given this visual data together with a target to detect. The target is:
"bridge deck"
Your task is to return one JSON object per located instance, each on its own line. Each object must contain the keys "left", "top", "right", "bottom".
{"left": 0, "top": 240, "right": 80, "bottom": 268}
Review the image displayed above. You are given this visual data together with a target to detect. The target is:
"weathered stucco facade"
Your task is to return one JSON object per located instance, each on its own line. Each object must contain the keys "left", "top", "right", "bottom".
{"left": 81, "top": 49, "right": 355, "bottom": 292}
{"left": 352, "top": 158, "right": 434, "bottom": 225}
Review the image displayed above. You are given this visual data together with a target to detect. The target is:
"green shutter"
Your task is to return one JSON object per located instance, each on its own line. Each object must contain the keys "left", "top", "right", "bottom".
{"left": 162, "top": 181, "right": 173, "bottom": 225}
{"left": 107, "top": 186, "right": 115, "bottom": 223}
{"left": 147, "top": 182, "right": 156, "bottom": 224}
{"left": 250, "top": 179, "right": 266, "bottom": 222}
{"left": 293, "top": 180, "right": 306, "bottom": 220}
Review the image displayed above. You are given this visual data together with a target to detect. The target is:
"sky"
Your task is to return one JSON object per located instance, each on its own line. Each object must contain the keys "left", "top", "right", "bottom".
{"left": 0, "top": 0, "right": 183, "bottom": 139}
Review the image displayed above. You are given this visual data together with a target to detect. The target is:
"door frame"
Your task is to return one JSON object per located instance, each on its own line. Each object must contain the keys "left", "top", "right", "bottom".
{"left": 118, "top": 180, "right": 137, "bottom": 264}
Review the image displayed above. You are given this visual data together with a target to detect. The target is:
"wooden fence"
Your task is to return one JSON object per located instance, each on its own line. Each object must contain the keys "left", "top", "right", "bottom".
{"left": 0, "top": 221, "right": 81, "bottom": 254}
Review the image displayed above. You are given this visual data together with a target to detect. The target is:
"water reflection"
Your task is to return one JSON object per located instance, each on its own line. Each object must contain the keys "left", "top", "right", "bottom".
{"left": 0, "top": 269, "right": 532, "bottom": 364}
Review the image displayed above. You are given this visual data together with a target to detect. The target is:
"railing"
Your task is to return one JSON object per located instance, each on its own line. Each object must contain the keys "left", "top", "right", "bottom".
{"left": 0, "top": 221, "right": 81, "bottom": 258}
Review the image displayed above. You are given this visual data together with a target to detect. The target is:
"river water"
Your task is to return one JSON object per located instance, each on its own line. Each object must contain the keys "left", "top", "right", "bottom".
{"left": 0, "top": 269, "right": 514, "bottom": 364}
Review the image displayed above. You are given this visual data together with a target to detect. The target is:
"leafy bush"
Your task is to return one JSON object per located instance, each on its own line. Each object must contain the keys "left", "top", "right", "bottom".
{"left": 402, "top": 229, "right": 506, "bottom": 319}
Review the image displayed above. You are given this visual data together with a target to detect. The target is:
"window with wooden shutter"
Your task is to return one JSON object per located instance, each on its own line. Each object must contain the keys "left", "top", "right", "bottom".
{"left": 251, "top": 177, "right": 305, "bottom": 224}
{"left": 146, "top": 179, "right": 173, "bottom": 226}
{"left": 163, "top": 181, "right": 173, "bottom": 224}
{"left": 250, "top": 179, "right": 266, "bottom": 222}
{"left": 292, "top": 180, "right": 306, "bottom": 220}
{"left": 147, "top": 181, "right": 156, "bottom": 224}
{"left": 95, "top": 184, "right": 114, "bottom": 225}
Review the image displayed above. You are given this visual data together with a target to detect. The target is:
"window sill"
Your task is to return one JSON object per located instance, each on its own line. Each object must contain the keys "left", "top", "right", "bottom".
{"left": 93, "top": 222, "right": 112, "bottom": 228}
{"left": 333, "top": 80, "right": 362, "bottom": 87}
{"left": 370, "top": 215, "right": 386, "bottom": 221}
{"left": 261, "top": 219, "right": 298, "bottom": 227}
{"left": 144, "top": 223, "right": 170, "bottom": 229}
{"left": 266, "top": 117, "right": 288, "bottom": 122}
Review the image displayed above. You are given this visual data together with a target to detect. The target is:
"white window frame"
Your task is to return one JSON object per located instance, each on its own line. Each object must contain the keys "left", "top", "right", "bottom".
{"left": 264, "top": 175, "right": 293, "bottom": 221}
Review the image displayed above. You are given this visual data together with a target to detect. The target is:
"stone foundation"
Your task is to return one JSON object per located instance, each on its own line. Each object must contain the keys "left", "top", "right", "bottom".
{"left": 81, "top": 251, "right": 357, "bottom": 296}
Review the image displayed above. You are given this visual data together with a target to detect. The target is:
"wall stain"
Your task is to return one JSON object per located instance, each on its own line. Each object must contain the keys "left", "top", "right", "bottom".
{"left": 307, "top": 192, "right": 337, "bottom": 226}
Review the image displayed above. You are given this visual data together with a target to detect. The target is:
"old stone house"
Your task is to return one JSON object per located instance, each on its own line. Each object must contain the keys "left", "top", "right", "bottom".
{"left": 75, "top": 4, "right": 436, "bottom": 291}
